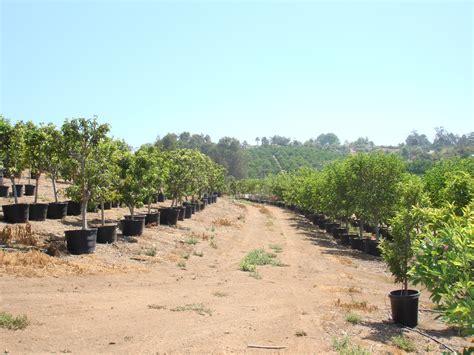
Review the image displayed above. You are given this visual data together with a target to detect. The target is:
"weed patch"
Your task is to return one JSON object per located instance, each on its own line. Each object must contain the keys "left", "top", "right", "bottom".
{"left": 391, "top": 334, "right": 416, "bottom": 352}
{"left": 147, "top": 304, "right": 166, "bottom": 310}
{"left": 345, "top": 313, "right": 362, "bottom": 324}
{"left": 269, "top": 244, "right": 283, "bottom": 253}
{"left": 0, "top": 311, "right": 29, "bottom": 330}
{"left": 170, "top": 303, "right": 212, "bottom": 316}
{"left": 335, "top": 298, "right": 377, "bottom": 313}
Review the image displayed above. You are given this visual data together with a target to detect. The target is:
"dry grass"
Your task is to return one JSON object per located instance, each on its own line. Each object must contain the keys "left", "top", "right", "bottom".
{"left": 0, "top": 250, "right": 145, "bottom": 277}
{"left": 335, "top": 298, "right": 378, "bottom": 313}
{"left": 234, "top": 202, "right": 248, "bottom": 210}
{"left": 1, "top": 224, "right": 39, "bottom": 246}
{"left": 212, "top": 218, "right": 233, "bottom": 227}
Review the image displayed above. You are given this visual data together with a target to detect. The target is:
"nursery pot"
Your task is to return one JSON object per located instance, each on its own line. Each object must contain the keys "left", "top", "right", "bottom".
{"left": 389, "top": 289, "right": 420, "bottom": 328}
{"left": 12, "top": 184, "right": 24, "bottom": 197}
{"left": 367, "top": 239, "right": 381, "bottom": 257}
{"left": 184, "top": 205, "right": 193, "bottom": 219}
{"left": 24, "top": 184, "right": 36, "bottom": 196}
{"left": 121, "top": 219, "right": 144, "bottom": 236}
{"left": 199, "top": 202, "right": 206, "bottom": 210}
{"left": 0, "top": 185, "right": 9, "bottom": 197}
{"left": 364, "top": 224, "right": 376, "bottom": 233}
{"left": 333, "top": 227, "right": 348, "bottom": 238}
{"left": 29, "top": 203, "right": 48, "bottom": 221}
{"left": 159, "top": 207, "right": 179, "bottom": 226}
{"left": 111, "top": 201, "right": 120, "bottom": 208}
{"left": 103, "top": 202, "right": 112, "bottom": 210}
{"left": 47, "top": 202, "right": 68, "bottom": 219}
{"left": 175, "top": 206, "right": 185, "bottom": 221}
{"left": 2, "top": 203, "right": 29, "bottom": 223}
{"left": 145, "top": 212, "right": 160, "bottom": 225}
{"left": 193, "top": 202, "right": 200, "bottom": 212}
{"left": 97, "top": 225, "right": 117, "bottom": 243}
{"left": 157, "top": 192, "right": 166, "bottom": 202}
{"left": 65, "top": 229, "right": 97, "bottom": 255}
{"left": 339, "top": 233, "right": 352, "bottom": 246}
{"left": 349, "top": 235, "right": 363, "bottom": 251}
{"left": 324, "top": 222, "right": 340, "bottom": 234}
{"left": 67, "top": 201, "right": 81, "bottom": 216}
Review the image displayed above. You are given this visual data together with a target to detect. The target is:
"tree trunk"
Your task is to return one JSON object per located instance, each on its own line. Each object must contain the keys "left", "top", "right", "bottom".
{"left": 148, "top": 201, "right": 152, "bottom": 214}
{"left": 52, "top": 175, "right": 58, "bottom": 203}
{"left": 81, "top": 199, "right": 88, "bottom": 230}
{"left": 34, "top": 175, "right": 40, "bottom": 203}
{"left": 358, "top": 218, "right": 364, "bottom": 239}
{"left": 101, "top": 201, "right": 105, "bottom": 226}
{"left": 10, "top": 176, "right": 18, "bottom": 204}
{"left": 129, "top": 205, "right": 135, "bottom": 219}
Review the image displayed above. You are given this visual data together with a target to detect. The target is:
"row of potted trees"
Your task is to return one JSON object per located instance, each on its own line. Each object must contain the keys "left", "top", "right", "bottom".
{"left": 0, "top": 117, "right": 226, "bottom": 255}
{"left": 234, "top": 153, "right": 473, "bottom": 335}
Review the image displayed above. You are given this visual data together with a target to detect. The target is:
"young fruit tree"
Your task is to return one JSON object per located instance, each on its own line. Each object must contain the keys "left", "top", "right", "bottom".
{"left": 117, "top": 148, "right": 156, "bottom": 219}
{"left": 61, "top": 118, "right": 110, "bottom": 229}
{"left": 379, "top": 174, "right": 429, "bottom": 292}
{"left": 164, "top": 149, "right": 199, "bottom": 206}
{"left": 24, "top": 122, "right": 50, "bottom": 203}
{"left": 410, "top": 203, "right": 473, "bottom": 335}
{"left": 41, "top": 123, "right": 65, "bottom": 203}
{"left": 0, "top": 119, "right": 26, "bottom": 204}
{"left": 345, "top": 152, "right": 405, "bottom": 239}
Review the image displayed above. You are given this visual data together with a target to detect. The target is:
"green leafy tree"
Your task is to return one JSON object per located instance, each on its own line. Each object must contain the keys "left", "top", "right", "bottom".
{"left": 0, "top": 119, "right": 27, "bottom": 203}
{"left": 117, "top": 149, "right": 155, "bottom": 218}
{"left": 62, "top": 118, "right": 110, "bottom": 229}
{"left": 379, "top": 174, "right": 429, "bottom": 292}
{"left": 24, "top": 122, "right": 50, "bottom": 203}
{"left": 345, "top": 153, "right": 405, "bottom": 238}
{"left": 41, "top": 123, "right": 65, "bottom": 203}
{"left": 410, "top": 204, "right": 473, "bottom": 335}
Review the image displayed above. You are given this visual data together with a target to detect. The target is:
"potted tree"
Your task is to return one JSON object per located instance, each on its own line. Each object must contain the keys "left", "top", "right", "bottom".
{"left": 42, "top": 123, "right": 69, "bottom": 219}
{"left": 136, "top": 145, "right": 168, "bottom": 226}
{"left": 380, "top": 174, "right": 428, "bottom": 327}
{"left": 0, "top": 119, "right": 29, "bottom": 223}
{"left": 61, "top": 118, "right": 110, "bottom": 254}
{"left": 117, "top": 149, "right": 152, "bottom": 236}
{"left": 23, "top": 122, "right": 52, "bottom": 221}
{"left": 92, "top": 139, "right": 123, "bottom": 243}
{"left": 346, "top": 153, "right": 404, "bottom": 256}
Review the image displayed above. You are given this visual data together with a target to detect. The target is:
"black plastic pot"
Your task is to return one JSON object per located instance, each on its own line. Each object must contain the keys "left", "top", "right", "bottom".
{"left": 159, "top": 208, "right": 179, "bottom": 226}
{"left": 389, "top": 289, "right": 420, "bottom": 327}
{"left": 364, "top": 224, "right": 376, "bottom": 233}
{"left": 29, "top": 203, "right": 48, "bottom": 221}
{"left": 24, "top": 184, "right": 36, "bottom": 196}
{"left": 193, "top": 202, "right": 200, "bottom": 212}
{"left": 175, "top": 206, "right": 185, "bottom": 221}
{"left": 201, "top": 198, "right": 208, "bottom": 207}
{"left": 12, "top": 184, "right": 23, "bottom": 197}
{"left": 339, "top": 233, "right": 351, "bottom": 246}
{"left": 65, "top": 229, "right": 97, "bottom": 255}
{"left": 199, "top": 202, "right": 205, "bottom": 210}
{"left": 333, "top": 227, "right": 348, "bottom": 238}
{"left": 367, "top": 239, "right": 381, "bottom": 257}
{"left": 67, "top": 201, "right": 81, "bottom": 216}
{"left": 157, "top": 192, "right": 166, "bottom": 202}
{"left": 97, "top": 225, "right": 117, "bottom": 243}
{"left": 103, "top": 202, "right": 111, "bottom": 210}
{"left": 47, "top": 202, "right": 68, "bottom": 219}
{"left": 2, "top": 203, "right": 29, "bottom": 223}
{"left": 121, "top": 219, "right": 144, "bottom": 236}
{"left": 111, "top": 201, "right": 120, "bottom": 208}
{"left": 145, "top": 212, "right": 160, "bottom": 225}
{"left": 184, "top": 205, "right": 193, "bottom": 219}
{"left": 0, "top": 185, "right": 9, "bottom": 197}
{"left": 324, "top": 222, "right": 340, "bottom": 234}
{"left": 349, "top": 236, "right": 363, "bottom": 251}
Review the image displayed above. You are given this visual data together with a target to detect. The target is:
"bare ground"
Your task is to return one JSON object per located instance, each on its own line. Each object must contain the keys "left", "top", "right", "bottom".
{"left": 0, "top": 178, "right": 471, "bottom": 354}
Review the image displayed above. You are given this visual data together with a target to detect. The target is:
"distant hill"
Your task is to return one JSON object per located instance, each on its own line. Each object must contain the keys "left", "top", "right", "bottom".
{"left": 246, "top": 145, "right": 347, "bottom": 178}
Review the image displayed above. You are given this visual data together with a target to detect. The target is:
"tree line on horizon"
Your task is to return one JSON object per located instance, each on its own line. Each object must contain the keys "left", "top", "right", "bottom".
{"left": 154, "top": 128, "right": 473, "bottom": 179}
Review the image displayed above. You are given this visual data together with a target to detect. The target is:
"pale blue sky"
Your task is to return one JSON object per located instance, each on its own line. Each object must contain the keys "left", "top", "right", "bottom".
{"left": 1, "top": 0, "right": 472, "bottom": 148}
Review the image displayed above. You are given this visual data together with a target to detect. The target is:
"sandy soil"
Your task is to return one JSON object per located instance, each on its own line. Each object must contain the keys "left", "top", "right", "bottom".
{"left": 0, "top": 177, "right": 471, "bottom": 354}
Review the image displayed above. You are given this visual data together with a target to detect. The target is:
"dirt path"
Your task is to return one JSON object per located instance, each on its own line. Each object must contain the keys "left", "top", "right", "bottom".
{"left": 0, "top": 198, "right": 468, "bottom": 354}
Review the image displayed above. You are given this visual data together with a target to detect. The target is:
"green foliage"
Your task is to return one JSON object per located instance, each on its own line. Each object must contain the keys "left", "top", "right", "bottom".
{"left": 345, "top": 152, "right": 405, "bottom": 237}
{"left": 239, "top": 249, "right": 280, "bottom": 272}
{"left": 379, "top": 174, "right": 429, "bottom": 290}
{"left": 0, "top": 311, "right": 29, "bottom": 330}
{"left": 345, "top": 313, "right": 362, "bottom": 324}
{"left": 61, "top": 118, "right": 110, "bottom": 229}
{"left": 391, "top": 334, "right": 416, "bottom": 352}
{"left": 410, "top": 204, "right": 473, "bottom": 335}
